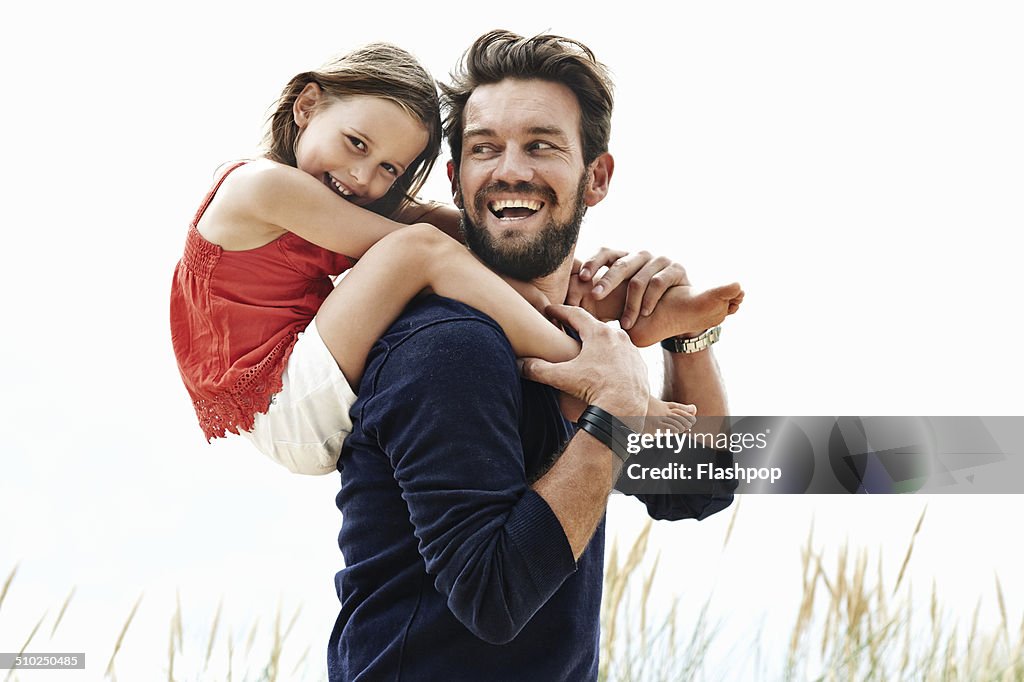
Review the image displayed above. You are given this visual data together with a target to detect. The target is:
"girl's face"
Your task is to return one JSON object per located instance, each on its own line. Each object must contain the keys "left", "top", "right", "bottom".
{"left": 293, "top": 86, "right": 429, "bottom": 206}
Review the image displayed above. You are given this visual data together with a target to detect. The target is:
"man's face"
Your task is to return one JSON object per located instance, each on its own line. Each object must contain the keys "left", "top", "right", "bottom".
{"left": 452, "top": 78, "right": 595, "bottom": 280}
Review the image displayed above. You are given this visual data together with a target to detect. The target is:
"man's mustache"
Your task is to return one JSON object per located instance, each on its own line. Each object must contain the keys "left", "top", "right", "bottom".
{"left": 473, "top": 181, "right": 559, "bottom": 208}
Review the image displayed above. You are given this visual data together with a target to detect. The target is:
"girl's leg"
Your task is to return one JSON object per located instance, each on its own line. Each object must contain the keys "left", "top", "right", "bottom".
{"left": 581, "top": 281, "right": 744, "bottom": 348}
{"left": 315, "top": 224, "right": 580, "bottom": 387}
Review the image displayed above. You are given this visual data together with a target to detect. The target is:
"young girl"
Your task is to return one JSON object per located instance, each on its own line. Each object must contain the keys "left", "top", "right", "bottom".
{"left": 170, "top": 44, "right": 741, "bottom": 475}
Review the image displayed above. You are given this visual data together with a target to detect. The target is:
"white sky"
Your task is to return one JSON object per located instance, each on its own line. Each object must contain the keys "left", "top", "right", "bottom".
{"left": 1, "top": 1, "right": 1022, "bottom": 678}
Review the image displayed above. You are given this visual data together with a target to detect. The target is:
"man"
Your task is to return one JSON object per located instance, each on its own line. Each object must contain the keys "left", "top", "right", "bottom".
{"left": 328, "top": 30, "right": 734, "bottom": 681}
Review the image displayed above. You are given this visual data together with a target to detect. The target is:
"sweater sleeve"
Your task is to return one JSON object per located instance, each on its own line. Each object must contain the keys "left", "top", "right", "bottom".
{"left": 359, "top": 316, "right": 578, "bottom": 645}
{"left": 624, "top": 447, "right": 738, "bottom": 521}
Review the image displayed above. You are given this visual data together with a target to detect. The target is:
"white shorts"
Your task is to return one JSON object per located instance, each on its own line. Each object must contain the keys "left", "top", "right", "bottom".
{"left": 241, "top": 317, "right": 357, "bottom": 475}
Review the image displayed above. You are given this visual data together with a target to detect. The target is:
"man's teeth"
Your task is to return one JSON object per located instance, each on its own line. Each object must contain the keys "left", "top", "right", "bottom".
{"left": 489, "top": 199, "right": 542, "bottom": 212}
{"left": 488, "top": 198, "right": 544, "bottom": 218}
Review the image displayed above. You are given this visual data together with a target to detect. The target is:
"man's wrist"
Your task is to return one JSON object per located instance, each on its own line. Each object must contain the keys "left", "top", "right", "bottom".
{"left": 590, "top": 394, "right": 646, "bottom": 423}
{"left": 660, "top": 325, "right": 722, "bottom": 354}
{"left": 575, "top": 405, "right": 638, "bottom": 462}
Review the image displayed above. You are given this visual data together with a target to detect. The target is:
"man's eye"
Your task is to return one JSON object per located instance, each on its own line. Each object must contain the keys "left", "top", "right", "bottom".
{"left": 471, "top": 145, "right": 496, "bottom": 155}
{"left": 529, "top": 141, "right": 554, "bottom": 152}
{"left": 348, "top": 136, "right": 367, "bottom": 151}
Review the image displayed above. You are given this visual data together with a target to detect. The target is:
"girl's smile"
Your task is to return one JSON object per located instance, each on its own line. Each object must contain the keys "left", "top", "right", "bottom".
{"left": 293, "top": 88, "right": 430, "bottom": 206}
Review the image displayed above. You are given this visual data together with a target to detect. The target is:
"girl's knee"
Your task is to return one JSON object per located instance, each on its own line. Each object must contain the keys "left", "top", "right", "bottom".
{"left": 362, "top": 224, "right": 464, "bottom": 279}
{"left": 386, "top": 223, "right": 460, "bottom": 258}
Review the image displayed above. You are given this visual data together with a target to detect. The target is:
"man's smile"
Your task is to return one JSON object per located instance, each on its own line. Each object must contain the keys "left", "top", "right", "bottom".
{"left": 476, "top": 181, "right": 558, "bottom": 226}
{"left": 487, "top": 198, "right": 545, "bottom": 220}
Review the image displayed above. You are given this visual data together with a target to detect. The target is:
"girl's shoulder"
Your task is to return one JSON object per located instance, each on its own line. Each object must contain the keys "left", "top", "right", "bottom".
{"left": 195, "top": 158, "right": 291, "bottom": 251}
{"left": 213, "top": 158, "right": 324, "bottom": 211}
{"left": 214, "top": 157, "right": 288, "bottom": 191}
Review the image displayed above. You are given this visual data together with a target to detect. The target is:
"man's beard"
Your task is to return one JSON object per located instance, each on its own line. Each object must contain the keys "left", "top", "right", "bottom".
{"left": 459, "top": 173, "right": 588, "bottom": 281}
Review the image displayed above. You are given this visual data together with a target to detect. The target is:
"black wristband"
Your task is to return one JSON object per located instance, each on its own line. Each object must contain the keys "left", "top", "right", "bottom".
{"left": 575, "top": 405, "right": 636, "bottom": 462}
{"left": 577, "top": 412, "right": 631, "bottom": 454}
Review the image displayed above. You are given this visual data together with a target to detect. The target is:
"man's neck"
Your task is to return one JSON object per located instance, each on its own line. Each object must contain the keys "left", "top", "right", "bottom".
{"left": 529, "top": 252, "right": 576, "bottom": 308}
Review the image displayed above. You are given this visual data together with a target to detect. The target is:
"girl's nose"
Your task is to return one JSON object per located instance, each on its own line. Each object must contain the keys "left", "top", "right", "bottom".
{"left": 348, "top": 163, "right": 371, "bottom": 191}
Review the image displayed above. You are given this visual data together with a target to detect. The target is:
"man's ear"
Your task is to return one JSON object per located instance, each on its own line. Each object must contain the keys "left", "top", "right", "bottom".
{"left": 293, "top": 82, "right": 322, "bottom": 128}
{"left": 583, "top": 152, "right": 614, "bottom": 207}
{"left": 447, "top": 160, "right": 464, "bottom": 208}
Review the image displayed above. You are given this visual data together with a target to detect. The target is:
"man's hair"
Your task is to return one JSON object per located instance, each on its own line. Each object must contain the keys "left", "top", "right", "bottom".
{"left": 440, "top": 30, "right": 614, "bottom": 173}
{"left": 263, "top": 44, "right": 441, "bottom": 219}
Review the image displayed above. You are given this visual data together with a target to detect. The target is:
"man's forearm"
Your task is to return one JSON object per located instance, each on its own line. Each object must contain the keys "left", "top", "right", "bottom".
{"left": 518, "top": 305, "right": 649, "bottom": 560}
{"left": 661, "top": 348, "right": 729, "bottom": 436}
{"left": 532, "top": 429, "right": 624, "bottom": 560}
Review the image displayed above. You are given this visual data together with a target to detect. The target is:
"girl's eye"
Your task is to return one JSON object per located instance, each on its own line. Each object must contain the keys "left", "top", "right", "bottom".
{"left": 381, "top": 163, "right": 398, "bottom": 177}
{"left": 347, "top": 136, "right": 366, "bottom": 151}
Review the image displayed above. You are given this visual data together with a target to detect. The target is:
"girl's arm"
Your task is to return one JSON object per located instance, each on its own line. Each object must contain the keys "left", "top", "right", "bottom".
{"left": 392, "top": 199, "right": 464, "bottom": 242}
{"left": 205, "top": 159, "right": 406, "bottom": 257}
{"left": 314, "top": 224, "right": 581, "bottom": 388}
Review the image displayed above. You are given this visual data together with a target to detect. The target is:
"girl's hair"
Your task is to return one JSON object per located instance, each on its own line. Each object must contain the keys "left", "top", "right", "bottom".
{"left": 264, "top": 44, "right": 441, "bottom": 218}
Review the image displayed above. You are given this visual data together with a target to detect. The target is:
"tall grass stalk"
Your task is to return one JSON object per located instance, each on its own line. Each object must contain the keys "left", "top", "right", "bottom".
{"left": 104, "top": 593, "right": 143, "bottom": 681}
{"left": 3, "top": 609, "right": 46, "bottom": 682}
{"left": 49, "top": 586, "right": 75, "bottom": 638}
{"left": 0, "top": 564, "right": 17, "bottom": 618}
{"left": 204, "top": 598, "right": 223, "bottom": 673}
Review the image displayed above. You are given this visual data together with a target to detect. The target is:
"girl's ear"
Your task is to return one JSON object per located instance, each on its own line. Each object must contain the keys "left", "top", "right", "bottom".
{"left": 293, "top": 82, "right": 322, "bottom": 128}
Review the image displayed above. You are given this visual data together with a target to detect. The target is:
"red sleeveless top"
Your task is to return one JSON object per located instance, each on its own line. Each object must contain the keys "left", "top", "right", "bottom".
{"left": 170, "top": 163, "right": 355, "bottom": 440}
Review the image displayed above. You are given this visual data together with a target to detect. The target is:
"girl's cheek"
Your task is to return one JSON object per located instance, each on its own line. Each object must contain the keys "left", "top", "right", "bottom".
{"left": 375, "top": 179, "right": 395, "bottom": 200}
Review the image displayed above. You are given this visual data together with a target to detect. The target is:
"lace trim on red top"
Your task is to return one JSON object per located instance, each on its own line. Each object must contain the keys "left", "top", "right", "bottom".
{"left": 191, "top": 331, "right": 297, "bottom": 440}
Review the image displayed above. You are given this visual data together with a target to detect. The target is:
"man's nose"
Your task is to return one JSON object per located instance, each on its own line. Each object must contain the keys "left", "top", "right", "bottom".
{"left": 492, "top": 147, "right": 534, "bottom": 185}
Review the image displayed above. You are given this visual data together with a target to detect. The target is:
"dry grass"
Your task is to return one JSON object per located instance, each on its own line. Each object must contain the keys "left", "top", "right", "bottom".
{"left": 0, "top": 564, "right": 17, "bottom": 618}
{"left": 0, "top": 572, "right": 319, "bottom": 682}
{"left": 598, "top": 503, "right": 1023, "bottom": 682}
{"left": 3, "top": 608, "right": 45, "bottom": 682}
{"left": 599, "top": 518, "right": 717, "bottom": 682}
{"left": 781, "top": 506, "right": 1024, "bottom": 682}
{"left": 3, "top": 503, "right": 1023, "bottom": 680}
{"left": 104, "top": 593, "right": 142, "bottom": 681}
{"left": 49, "top": 586, "right": 75, "bottom": 639}
{"left": 169, "top": 598, "right": 313, "bottom": 682}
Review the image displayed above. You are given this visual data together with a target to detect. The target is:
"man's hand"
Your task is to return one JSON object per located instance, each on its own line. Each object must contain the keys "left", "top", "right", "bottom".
{"left": 568, "top": 248, "right": 690, "bottom": 331}
{"left": 519, "top": 304, "right": 648, "bottom": 419}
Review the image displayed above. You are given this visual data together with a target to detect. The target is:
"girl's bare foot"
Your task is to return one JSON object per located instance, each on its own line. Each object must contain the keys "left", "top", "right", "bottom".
{"left": 558, "top": 393, "right": 695, "bottom": 438}
{"left": 644, "top": 397, "right": 697, "bottom": 435}
{"left": 627, "top": 283, "right": 744, "bottom": 348}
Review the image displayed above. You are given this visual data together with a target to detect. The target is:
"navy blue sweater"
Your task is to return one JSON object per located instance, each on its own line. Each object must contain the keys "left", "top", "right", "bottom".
{"left": 328, "top": 296, "right": 732, "bottom": 681}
